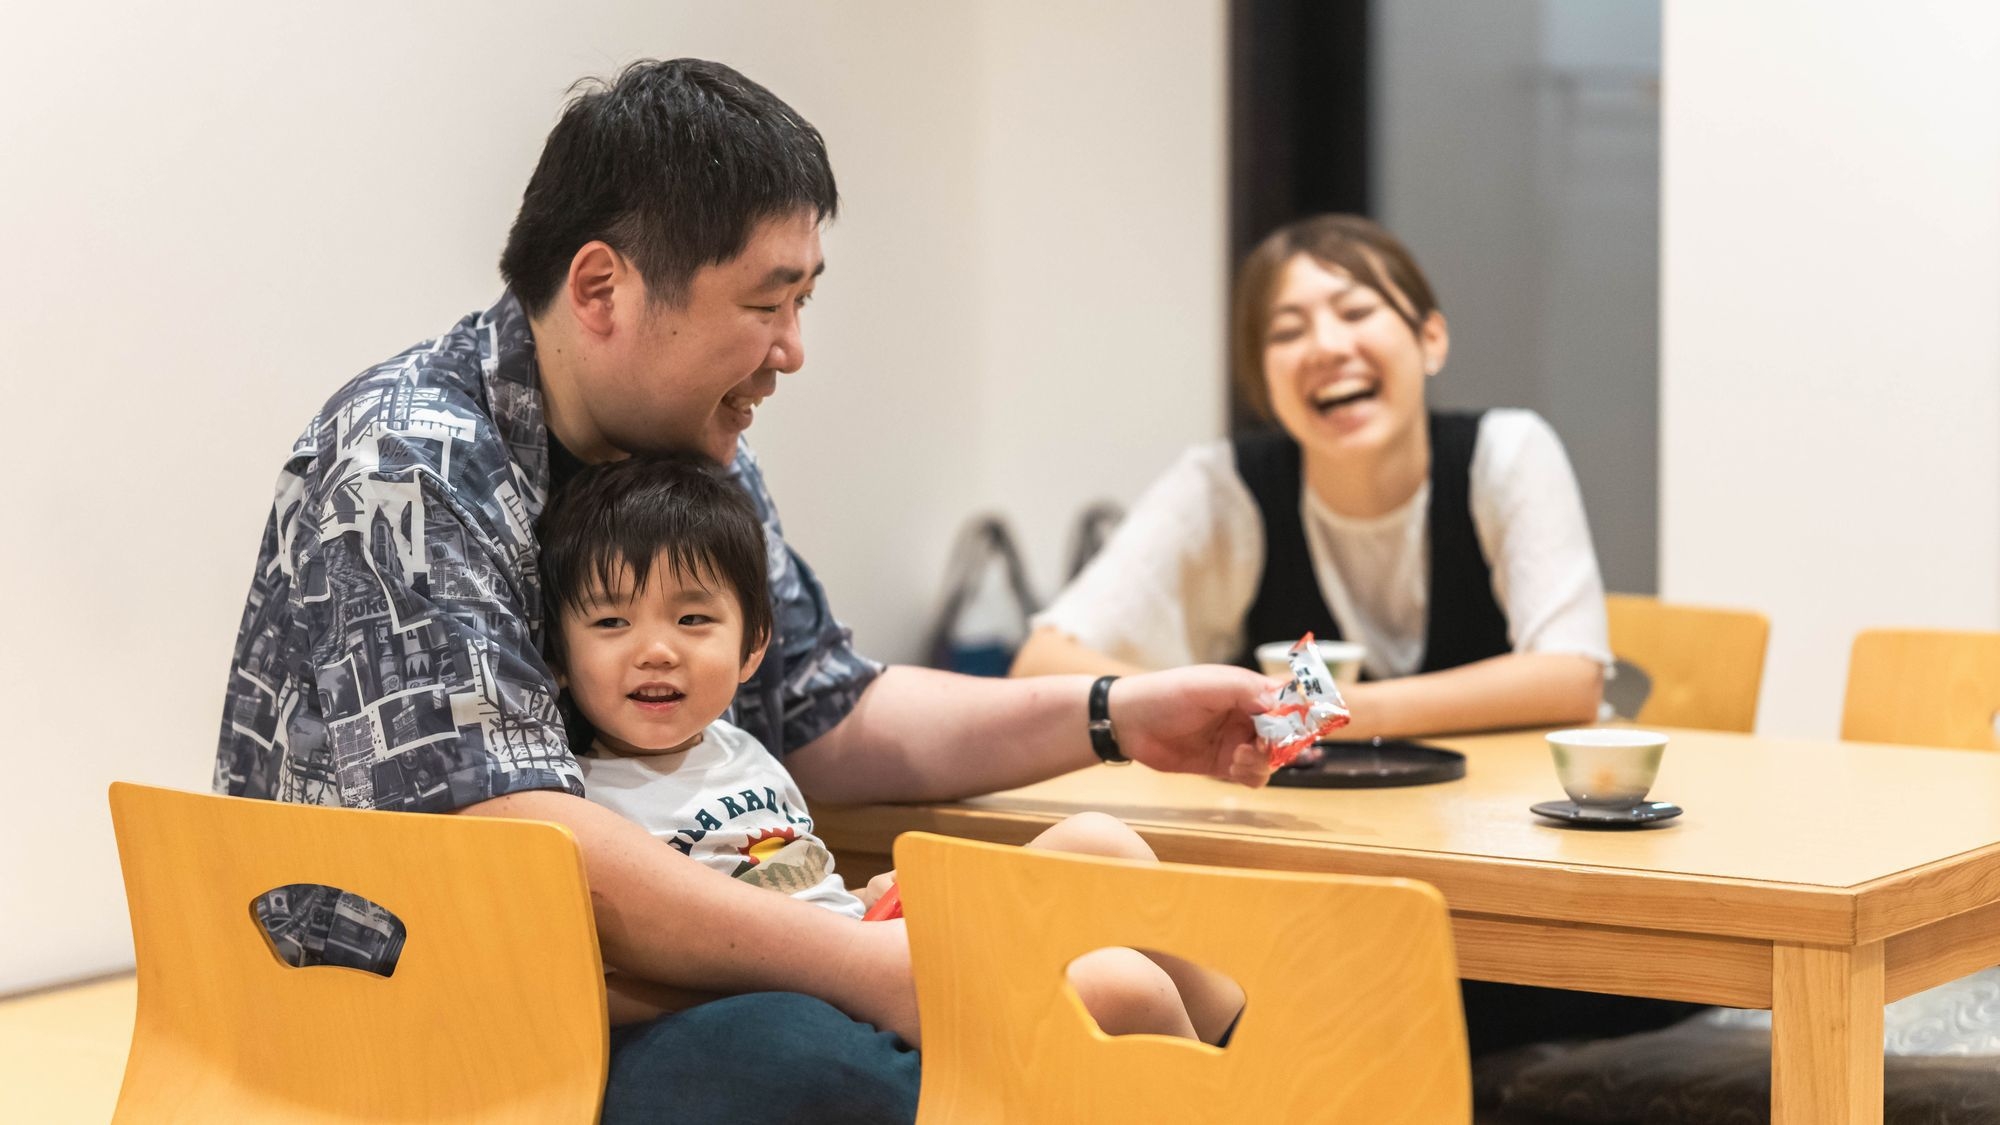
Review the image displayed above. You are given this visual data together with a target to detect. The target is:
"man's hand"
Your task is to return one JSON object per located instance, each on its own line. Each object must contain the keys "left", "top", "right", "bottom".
{"left": 1107, "top": 665, "right": 1285, "bottom": 788}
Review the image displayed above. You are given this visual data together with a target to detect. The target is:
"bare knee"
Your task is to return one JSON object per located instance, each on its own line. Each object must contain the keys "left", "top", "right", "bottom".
{"left": 1066, "top": 947, "right": 1196, "bottom": 1039}
{"left": 1030, "top": 811, "right": 1157, "bottom": 862}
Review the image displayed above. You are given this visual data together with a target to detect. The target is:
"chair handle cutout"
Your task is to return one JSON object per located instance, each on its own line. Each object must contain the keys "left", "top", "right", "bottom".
{"left": 250, "top": 883, "right": 407, "bottom": 977}
{"left": 1064, "top": 946, "right": 1243, "bottom": 1048}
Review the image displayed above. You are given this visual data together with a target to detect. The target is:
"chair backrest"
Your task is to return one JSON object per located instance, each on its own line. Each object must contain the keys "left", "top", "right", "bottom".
{"left": 108, "top": 782, "right": 606, "bottom": 1123}
{"left": 1605, "top": 593, "right": 1770, "bottom": 732}
{"left": 895, "top": 831, "right": 1468, "bottom": 1125}
{"left": 1841, "top": 629, "right": 2000, "bottom": 750}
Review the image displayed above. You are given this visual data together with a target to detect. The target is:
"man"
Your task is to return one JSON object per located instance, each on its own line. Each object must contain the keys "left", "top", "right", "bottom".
{"left": 217, "top": 58, "right": 1276, "bottom": 1123}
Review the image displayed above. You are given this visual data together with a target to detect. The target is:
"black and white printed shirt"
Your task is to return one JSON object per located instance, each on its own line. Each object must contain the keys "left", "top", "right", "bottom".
{"left": 217, "top": 292, "right": 880, "bottom": 971}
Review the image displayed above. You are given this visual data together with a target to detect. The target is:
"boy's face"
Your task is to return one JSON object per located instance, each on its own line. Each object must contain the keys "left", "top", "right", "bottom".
{"left": 557, "top": 554, "right": 766, "bottom": 757}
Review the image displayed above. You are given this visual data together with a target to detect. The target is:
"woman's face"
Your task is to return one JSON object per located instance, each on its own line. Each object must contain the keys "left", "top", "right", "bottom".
{"left": 1260, "top": 253, "right": 1448, "bottom": 459}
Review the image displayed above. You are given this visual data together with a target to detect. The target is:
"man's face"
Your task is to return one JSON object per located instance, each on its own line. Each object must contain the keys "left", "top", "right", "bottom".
{"left": 592, "top": 210, "right": 823, "bottom": 464}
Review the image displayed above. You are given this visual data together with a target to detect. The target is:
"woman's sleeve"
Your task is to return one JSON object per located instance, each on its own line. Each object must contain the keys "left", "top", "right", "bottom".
{"left": 1471, "top": 411, "right": 1614, "bottom": 669}
{"left": 1031, "top": 442, "right": 1264, "bottom": 669}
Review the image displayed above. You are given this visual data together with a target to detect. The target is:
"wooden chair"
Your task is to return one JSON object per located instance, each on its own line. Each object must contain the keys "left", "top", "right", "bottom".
{"left": 1841, "top": 628, "right": 2000, "bottom": 750}
{"left": 894, "top": 831, "right": 1468, "bottom": 1124}
{"left": 1604, "top": 593, "right": 1770, "bottom": 732}
{"left": 107, "top": 782, "right": 607, "bottom": 1123}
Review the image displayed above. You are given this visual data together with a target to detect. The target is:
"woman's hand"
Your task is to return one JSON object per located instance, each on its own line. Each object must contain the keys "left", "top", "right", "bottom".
{"left": 1107, "top": 665, "right": 1286, "bottom": 788}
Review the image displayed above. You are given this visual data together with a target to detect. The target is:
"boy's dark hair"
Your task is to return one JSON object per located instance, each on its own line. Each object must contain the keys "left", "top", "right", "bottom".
{"left": 538, "top": 453, "right": 774, "bottom": 671}
{"left": 499, "top": 58, "right": 839, "bottom": 313}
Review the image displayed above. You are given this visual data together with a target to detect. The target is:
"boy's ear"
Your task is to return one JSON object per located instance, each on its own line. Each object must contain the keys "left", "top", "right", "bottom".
{"left": 738, "top": 635, "right": 770, "bottom": 683}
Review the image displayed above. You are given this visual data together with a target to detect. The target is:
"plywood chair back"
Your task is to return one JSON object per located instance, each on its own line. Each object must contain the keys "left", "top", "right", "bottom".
{"left": 1605, "top": 593, "right": 1770, "bottom": 732}
{"left": 107, "top": 782, "right": 607, "bottom": 1123}
{"left": 1841, "top": 629, "right": 2000, "bottom": 750}
{"left": 895, "top": 831, "right": 1468, "bottom": 1125}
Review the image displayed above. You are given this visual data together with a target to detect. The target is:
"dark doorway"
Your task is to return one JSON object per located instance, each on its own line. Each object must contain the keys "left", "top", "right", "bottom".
{"left": 1227, "top": 0, "right": 1373, "bottom": 435}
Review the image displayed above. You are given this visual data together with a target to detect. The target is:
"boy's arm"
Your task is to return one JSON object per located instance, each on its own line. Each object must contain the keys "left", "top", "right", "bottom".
{"left": 457, "top": 788, "right": 920, "bottom": 1046}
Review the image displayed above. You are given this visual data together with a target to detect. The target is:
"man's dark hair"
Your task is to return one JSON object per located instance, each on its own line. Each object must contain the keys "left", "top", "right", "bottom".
{"left": 538, "top": 453, "right": 774, "bottom": 670}
{"left": 499, "top": 58, "right": 839, "bottom": 313}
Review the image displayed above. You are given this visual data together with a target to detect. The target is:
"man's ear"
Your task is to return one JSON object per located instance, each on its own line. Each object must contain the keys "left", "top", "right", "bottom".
{"left": 739, "top": 635, "right": 770, "bottom": 683}
{"left": 564, "top": 241, "right": 627, "bottom": 340}
{"left": 1420, "top": 310, "right": 1450, "bottom": 377}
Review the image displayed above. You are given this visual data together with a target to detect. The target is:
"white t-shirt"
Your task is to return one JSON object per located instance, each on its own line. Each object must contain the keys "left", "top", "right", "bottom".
{"left": 579, "top": 719, "right": 865, "bottom": 919}
{"left": 1034, "top": 409, "right": 1611, "bottom": 680}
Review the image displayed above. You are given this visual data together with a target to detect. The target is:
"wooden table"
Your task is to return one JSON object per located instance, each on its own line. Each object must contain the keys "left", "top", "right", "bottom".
{"left": 816, "top": 727, "right": 2000, "bottom": 1125}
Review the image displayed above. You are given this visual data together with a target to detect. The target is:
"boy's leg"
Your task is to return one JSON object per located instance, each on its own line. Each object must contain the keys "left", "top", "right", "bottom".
{"left": 1026, "top": 812, "right": 1247, "bottom": 1044}
{"left": 1066, "top": 946, "right": 1199, "bottom": 1039}
{"left": 603, "top": 992, "right": 919, "bottom": 1124}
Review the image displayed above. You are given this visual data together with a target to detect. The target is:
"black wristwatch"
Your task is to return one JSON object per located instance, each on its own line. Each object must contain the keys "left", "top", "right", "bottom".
{"left": 1087, "top": 675, "right": 1130, "bottom": 764}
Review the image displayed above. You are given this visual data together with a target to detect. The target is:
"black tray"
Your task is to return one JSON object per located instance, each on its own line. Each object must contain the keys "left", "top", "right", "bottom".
{"left": 1268, "top": 739, "right": 1466, "bottom": 789}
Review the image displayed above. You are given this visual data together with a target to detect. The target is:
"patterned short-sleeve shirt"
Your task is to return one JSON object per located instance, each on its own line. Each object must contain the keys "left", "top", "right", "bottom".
{"left": 217, "top": 291, "right": 879, "bottom": 969}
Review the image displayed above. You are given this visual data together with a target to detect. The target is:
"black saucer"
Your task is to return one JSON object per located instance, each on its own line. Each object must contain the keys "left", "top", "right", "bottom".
{"left": 1530, "top": 799, "right": 1683, "bottom": 828}
{"left": 1269, "top": 739, "right": 1466, "bottom": 789}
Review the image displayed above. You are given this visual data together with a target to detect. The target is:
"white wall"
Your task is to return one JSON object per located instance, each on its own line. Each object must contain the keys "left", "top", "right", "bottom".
{"left": 1659, "top": 0, "right": 2000, "bottom": 736}
{"left": 0, "top": 1, "right": 1227, "bottom": 994}
{"left": 968, "top": 3, "right": 1228, "bottom": 593}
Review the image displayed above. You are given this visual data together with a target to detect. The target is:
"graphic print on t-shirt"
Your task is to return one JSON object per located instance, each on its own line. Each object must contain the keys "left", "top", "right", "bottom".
{"left": 578, "top": 721, "right": 865, "bottom": 917}
{"left": 658, "top": 780, "right": 841, "bottom": 898}
{"left": 734, "top": 829, "right": 834, "bottom": 894}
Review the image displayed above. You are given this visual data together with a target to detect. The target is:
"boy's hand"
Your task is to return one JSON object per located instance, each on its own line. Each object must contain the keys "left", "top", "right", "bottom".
{"left": 858, "top": 870, "right": 898, "bottom": 912}
{"left": 1107, "top": 665, "right": 1285, "bottom": 788}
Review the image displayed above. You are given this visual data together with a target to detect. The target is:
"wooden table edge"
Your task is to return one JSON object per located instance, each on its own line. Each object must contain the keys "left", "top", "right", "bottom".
{"left": 1853, "top": 837, "right": 2000, "bottom": 942}
{"left": 816, "top": 802, "right": 1862, "bottom": 945}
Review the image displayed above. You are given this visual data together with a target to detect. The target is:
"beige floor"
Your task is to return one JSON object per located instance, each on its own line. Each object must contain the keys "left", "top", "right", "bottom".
{"left": 0, "top": 974, "right": 134, "bottom": 1124}
{"left": 2, "top": 973, "right": 1543, "bottom": 1123}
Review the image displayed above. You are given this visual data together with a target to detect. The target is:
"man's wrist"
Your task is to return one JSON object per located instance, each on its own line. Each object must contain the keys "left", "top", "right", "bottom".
{"left": 1087, "top": 675, "right": 1129, "bottom": 764}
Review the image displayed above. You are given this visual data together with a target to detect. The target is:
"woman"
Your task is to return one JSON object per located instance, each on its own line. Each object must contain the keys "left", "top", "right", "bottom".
{"left": 1013, "top": 214, "right": 1606, "bottom": 742}
{"left": 1018, "top": 214, "right": 1702, "bottom": 1059}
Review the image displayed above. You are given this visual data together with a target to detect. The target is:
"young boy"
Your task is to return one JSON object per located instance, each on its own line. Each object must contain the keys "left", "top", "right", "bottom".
{"left": 539, "top": 454, "right": 1243, "bottom": 1043}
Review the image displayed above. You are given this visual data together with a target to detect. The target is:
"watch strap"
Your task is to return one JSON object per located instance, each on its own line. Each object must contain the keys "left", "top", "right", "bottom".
{"left": 1087, "top": 675, "right": 1129, "bottom": 764}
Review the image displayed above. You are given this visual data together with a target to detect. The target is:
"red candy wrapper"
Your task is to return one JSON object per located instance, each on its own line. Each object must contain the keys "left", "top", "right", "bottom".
{"left": 1252, "top": 632, "right": 1352, "bottom": 767}
{"left": 862, "top": 883, "right": 903, "bottom": 921}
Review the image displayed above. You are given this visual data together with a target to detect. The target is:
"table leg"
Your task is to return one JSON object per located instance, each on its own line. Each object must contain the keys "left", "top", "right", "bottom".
{"left": 1771, "top": 941, "right": 1883, "bottom": 1125}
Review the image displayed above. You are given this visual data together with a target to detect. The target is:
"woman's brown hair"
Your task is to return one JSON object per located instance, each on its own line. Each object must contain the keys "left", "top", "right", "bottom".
{"left": 1230, "top": 214, "right": 1440, "bottom": 421}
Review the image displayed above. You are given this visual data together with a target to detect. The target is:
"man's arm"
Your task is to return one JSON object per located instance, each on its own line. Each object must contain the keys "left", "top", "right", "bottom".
{"left": 782, "top": 664, "right": 1280, "bottom": 805}
{"left": 1011, "top": 626, "right": 1598, "bottom": 743}
{"left": 457, "top": 788, "right": 920, "bottom": 1044}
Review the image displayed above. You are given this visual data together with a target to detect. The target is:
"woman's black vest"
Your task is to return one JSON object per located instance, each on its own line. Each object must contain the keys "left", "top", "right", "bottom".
{"left": 1230, "top": 411, "right": 1512, "bottom": 676}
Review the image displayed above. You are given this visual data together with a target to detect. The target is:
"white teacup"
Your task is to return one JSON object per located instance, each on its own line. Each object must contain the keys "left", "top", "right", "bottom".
{"left": 1256, "top": 639, "right": 1366, "bottom": 688}
{"left": 1546, "top": 728, "right": 1667, "bottom": 808}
